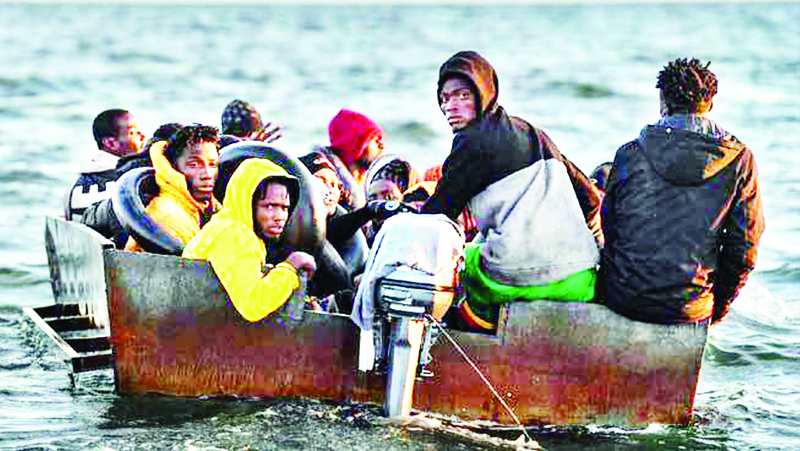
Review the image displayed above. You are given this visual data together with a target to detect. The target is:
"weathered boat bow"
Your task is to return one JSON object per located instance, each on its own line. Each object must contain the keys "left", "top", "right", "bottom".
{"left": 23, "top": 217, "right": 115, "bottom": 375}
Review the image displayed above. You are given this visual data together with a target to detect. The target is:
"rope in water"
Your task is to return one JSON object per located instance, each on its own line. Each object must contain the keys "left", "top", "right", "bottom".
{"left": 425, "top": 314, "right": 535, "bottom": 444}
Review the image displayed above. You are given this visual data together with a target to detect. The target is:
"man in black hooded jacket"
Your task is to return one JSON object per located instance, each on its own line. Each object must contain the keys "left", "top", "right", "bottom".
{"left": 600, "top": 58, "right": 764, "bottom": 325}
{"left": 422, "top": 51, "right": 603, "bottom": 330}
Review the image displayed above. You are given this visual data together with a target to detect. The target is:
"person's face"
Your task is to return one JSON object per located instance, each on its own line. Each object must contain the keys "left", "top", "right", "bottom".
{"left": 254, "top": 183, "right": 291, "bottom": 240}
{"left": 314, "top": 167, "right": 341, "bottom": 217}
{"left": 115, "top": 114, "right": 146, "bottom": 155}
{"left": 176, "top": 140, "right": 219, "bottom": 204}
{"left": 440, "top": 77, "right": 477, "bottom": 131}
{"left": 352, "top": 133, "right": 384, "bottom": 172}
{"left": 368, "top": 179, "right": 402, "bottom": 202}
{"left": 363, "top": 134, "right": 384, "bottom": 164}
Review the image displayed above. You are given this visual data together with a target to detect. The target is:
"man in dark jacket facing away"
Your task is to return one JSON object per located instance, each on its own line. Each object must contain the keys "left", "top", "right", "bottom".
{"left": 600, "top": 58, "right": 764, "bottom": 325}
{"left": 422, "top": 51, "right": 603, "bottom": 330}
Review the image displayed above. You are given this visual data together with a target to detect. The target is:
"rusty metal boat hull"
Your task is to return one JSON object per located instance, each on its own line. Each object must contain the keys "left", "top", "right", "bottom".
{"left": 38, "top": 216, "right": 707, "bottom": 425}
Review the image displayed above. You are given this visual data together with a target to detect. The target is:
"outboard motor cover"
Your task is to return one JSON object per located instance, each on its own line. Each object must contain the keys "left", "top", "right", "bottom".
{"left": 377, "top": 267, "right": 444, "bottom": 318}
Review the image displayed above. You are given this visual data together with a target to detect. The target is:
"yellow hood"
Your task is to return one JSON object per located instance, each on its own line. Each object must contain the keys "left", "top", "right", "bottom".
{"left": 124, "top": 141, "right": 220, "bottom": 251}
{"left": 182, "top": 158, "right": 302, "bottom": 323}
{"left": 150, "top": 140, "right": 211, "bottom": 219}
{"left": 220, "top": 158, "right": 300, "bottom": 232}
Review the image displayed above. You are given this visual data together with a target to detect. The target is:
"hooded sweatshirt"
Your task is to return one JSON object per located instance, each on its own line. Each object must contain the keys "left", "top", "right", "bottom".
{"left": 182, "top": 158, "right": 302, "bottom": 323}
{"left": 124, "top": 141, "right": 219, "bottom": 252}
{"left": 601, "top": 115, "right": 764, "bottom": 324}
{"left": 422, "top": 51, "right": 600, "bottom": 288}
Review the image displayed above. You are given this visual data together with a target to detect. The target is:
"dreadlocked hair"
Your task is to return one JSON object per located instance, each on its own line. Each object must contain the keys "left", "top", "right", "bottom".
{"left": 656, "top": 58, "right": 718, "bottom": 115}
{"left": 164, "top": 124, "right": 220, "bottom": 169}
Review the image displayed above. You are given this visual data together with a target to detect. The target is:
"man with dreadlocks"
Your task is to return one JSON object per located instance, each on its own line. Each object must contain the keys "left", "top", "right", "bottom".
{"left": 600, "top": 57, "right": 764, "bottom": 326}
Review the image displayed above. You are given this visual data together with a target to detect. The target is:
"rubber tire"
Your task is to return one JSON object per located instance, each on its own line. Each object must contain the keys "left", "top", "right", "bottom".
{"left": 112, "top": 167, "right": 184, "bottom": 255}
{"left": 331, "top": 204, "right": 369, "bottom": 277}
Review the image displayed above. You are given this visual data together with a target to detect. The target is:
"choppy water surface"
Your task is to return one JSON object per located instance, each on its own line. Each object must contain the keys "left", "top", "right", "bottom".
{"left": 0, "top": 4, "right": 798, "bottom": 450}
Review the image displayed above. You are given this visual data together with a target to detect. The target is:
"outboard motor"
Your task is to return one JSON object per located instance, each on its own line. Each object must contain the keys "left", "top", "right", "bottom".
{"left": 350, "top": 212, "right": 465, "bottom": 417}
{"left": 378, "top": 267, "right": 450, "bottom": 418}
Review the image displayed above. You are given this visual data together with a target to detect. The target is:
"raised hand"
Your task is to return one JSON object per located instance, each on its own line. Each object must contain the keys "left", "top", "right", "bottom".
{"left": 252, "top": 122, "right": 283, "bottom": 143}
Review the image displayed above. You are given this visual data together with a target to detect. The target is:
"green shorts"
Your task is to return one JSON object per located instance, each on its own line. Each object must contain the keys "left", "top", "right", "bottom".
{"left": 459, "top": 242, "right": 596, "bottom": 328}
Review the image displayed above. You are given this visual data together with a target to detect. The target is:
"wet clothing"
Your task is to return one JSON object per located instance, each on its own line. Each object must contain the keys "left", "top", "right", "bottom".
{"left": 124, "top": 141, "right": 219, "bottom": 252}
{"left": 601, "top": 114, "right": 764, "bottom": 325}
{"left": 422, "top": 51, "right": 600, "bottom": 316}
{"left": 182, "top": 159, "right": 303, "bottom": 323}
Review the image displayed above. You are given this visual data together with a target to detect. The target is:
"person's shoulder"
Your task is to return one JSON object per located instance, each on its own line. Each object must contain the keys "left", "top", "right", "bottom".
{"left": 80, "top": 149, "right": 118, "bottom": 174}
{"left": 616, "top": 138, "right": 642, "bottom": 155}
{"left": 116, "top": 153, "right": 151, "bottom": 175}
{"left": 508, "top": 114, "right": 535, "bottom": 133}
{"left": 73, "top": 168, "right": 118, "bottom": 188}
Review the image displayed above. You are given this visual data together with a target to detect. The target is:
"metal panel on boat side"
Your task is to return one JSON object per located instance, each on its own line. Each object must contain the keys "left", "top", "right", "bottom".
{"left": 105, "top": 250, "right": 360, "bottom": 400}
{"left": 45, "top": 216, "right": 113, "bottom": 329}
{"left": 412, "top": 301, "right": 707, "bottom": 425}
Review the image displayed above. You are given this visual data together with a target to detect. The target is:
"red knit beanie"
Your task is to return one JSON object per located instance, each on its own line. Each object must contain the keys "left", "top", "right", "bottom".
{"left": 328, "top": 109, "right": 383, "bottom": 163}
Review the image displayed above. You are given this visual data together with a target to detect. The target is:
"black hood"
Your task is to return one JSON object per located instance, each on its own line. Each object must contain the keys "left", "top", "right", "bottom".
{"left": 639, "top": 126, "right": 744, "bottom": 186}
{"left": 437, "top": 51, "right": 499, "bottom": 122}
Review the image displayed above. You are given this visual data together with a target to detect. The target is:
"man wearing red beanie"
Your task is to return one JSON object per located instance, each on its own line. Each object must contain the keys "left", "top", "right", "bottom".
{"left": 324, "top": 109, "right": 385, "bottom": 209}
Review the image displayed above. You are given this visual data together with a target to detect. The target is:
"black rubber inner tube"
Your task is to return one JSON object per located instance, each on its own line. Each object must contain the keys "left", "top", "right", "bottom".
{"left": 112, "top": 167, "right": 184, "bottom": 255}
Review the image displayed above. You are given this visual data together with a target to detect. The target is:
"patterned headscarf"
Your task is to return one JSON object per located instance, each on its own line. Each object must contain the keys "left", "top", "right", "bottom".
{"left": 221, "top": 99, "right": 263, "bottom": 137}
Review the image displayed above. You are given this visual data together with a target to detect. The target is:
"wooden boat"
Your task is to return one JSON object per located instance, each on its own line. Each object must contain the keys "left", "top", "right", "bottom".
{"left": 26, "top": 215, "right": 708, "bottom": 426}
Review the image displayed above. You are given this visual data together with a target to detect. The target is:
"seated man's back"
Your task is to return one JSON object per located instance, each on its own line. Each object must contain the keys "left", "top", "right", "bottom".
{"left": 601, "top": 58, "right": 764, "bottom": 325}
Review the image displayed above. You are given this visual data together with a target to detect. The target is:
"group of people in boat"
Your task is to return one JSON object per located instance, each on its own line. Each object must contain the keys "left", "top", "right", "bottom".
{"left": 64, "top": 51, "right": 764, "bottom": 333}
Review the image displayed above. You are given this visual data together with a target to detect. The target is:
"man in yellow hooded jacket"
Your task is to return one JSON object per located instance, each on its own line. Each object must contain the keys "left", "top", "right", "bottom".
{"left": 182, "top": 158, "right": 316, "bottom": 322}
{"left": 125, "top": 125, "right": 221, "bottom": 252}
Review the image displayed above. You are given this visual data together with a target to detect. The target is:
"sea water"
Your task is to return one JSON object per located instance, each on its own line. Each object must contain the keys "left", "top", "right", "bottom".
{"left": 0, "top": 3, "right": 798, "bottom": 450}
